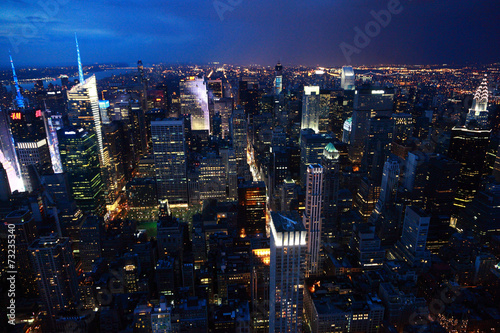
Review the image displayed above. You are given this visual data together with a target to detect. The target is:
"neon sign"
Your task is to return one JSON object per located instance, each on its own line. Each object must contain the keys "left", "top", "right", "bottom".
{"left": 10, "top": 112, "right": 22, "bottom": 120}
{"left": 35, "top": 110, "right": 42, "bottom": 118}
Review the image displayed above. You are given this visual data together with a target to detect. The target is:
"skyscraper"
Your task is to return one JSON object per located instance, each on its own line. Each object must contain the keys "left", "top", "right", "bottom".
{"left": 393, "top": 206, "right": 431, "bottom": 268}
{"left": 29, "top": 236, "right": 79, "bottom": 317}
{"left": 180, "top": 76, "right": 210, "bottom": 133}
{"left": 321, "top": 143, "right": 340, "bottom": 245}
{"left": 301, "top": 86, "right": 321, "bottom": 133}
{"left": 448, "top": 126, "right": 491, "bottom": 208}
{"left": 465, "top": 75, "right": 489, "bottom": 128}
{"left": 238, "top": 181, "right": 267, "bottom": 237}
{"left": 152, "top": 118, "right": 188, "bottom": 207}
{"left": 274, "top": 62, "right": 283, "bottom": 96}
{"left": 214, "top": 98, "right": 233, "bottom": 139}
{"left": 269, "top": 211, "right": 306, "bottom": 333}
{"left": 79, "top": 215, "right": 102, "bottom": 272}
{"left": 68, "top": 37, "right": 107, "bottom": 167}
{"left": 378, "top": 157, "right": 400, "bottom": 206}
{"left": 67, "top": 75, "right": 107, "bottom": 167}
{"left": 303, "top": 164, "right": 323, "bottom": 276}
{"left": 0, "top": 108, "right": 24, "bottom": 192}
{"left": 341, "top": 66, "right": 355, "bottom": 91}
{"left": 230, "top": 107, "right": 249, "bottom": 178}
{"left": 362, "top": 115, "right": 394, "bottom": 182}
{"left": 349, "top": 86, "right": 394, "bottom": 164}
{"left": 9, "top": 109, "right": 52, "bottom": 192}
{"left": 6, "top": 210, "right": 38, "bottom": 296}
{"left": 299, "top": 130, "right": 334, "bottom": 185}
{"left": 58, "top": 127, "right": 105, "bottom": 214}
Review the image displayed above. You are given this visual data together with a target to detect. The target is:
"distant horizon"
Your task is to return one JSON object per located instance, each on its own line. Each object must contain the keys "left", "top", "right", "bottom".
{"left": 1, "top": 0, "right": 499, "bottom": 69}
{"left": 1, "top": 60, "right": 498, "bottom": 72}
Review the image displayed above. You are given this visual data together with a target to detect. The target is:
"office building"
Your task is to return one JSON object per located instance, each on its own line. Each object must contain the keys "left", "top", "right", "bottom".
{"left": 29, "top": 236, "right": 79, "bottom": 317}
{"left": 341, "top": 66, "right": 355, "bottom": 91}
{"left": 321, "top": 143, "right": 340, "bottom": 244}
{"left": 299, "top": 130, "right": 334, "bottom": 185}
{"left": 301, "top": 86, "right": 321, "bottom": 133}
{"left": 67, "top": 75, "right": 107, "bottom": 167}
{"left": 10, "top": 109, "right": 52, "bottom": 192}
{"left": 152, "top": 118, "right": 188, "bottom": 207}
{"left": 79, "top": 215, "right": 102, "bottom": 272}
{"left": 214, "top": 98, "right": 233, "bottom": 139}
{"left": 0, "top": 108, "right": 24, "bottom": 192}
{"left": 304, "top": 277, "right": 385, "bottom": 333}
{"left": 6, "top": 210, "right": 38, "bottom": 296}
{"left": 458, "top": 183, "right": 500, "bottom": 237}
{"left": 448, "top": 126, "right": 491, "bottom": 208}
{"left": 238, "top": 181, "right": 267, "bottom": 237}
{"left": 274, "top": 62, "right": 283, "bottom": 95}
{"left": 230, "top": 107, "right": 249, "bottom": 177}
{"left": 180, "top": 76, "right": 210, "bottom": 133}
{"left": 58, "top": 127, "right": 105, "bottom": 214}
{"left": 379, "top": 157, "right": 400, "bottom": 206}
{"left": 349, "top": 86, "right": 394, "bottom": 164}
{"left": 393, "top": 206, "right": 431, "bottom": 268}
{"left": 269, "top": 212, "right": 307, "bottom": 333}
{"left": 349, "top": 222, "right": 385, "bottom": 269}
{"left": 303, "top": 164, "right": 324, "bottom": 276}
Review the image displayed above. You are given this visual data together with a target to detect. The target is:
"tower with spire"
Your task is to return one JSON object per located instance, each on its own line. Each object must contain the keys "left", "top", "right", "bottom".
{"left": 274, "top": 61, "right": 283, "bottom": 96}
{"left": 75, "top": 33, "right": 85, "bottom": 84}
{"left": 67, "top": 35, "right": 107, "bottom": 169}
{"left": 9, "top": 52, "right": 25, "bottom": 109}
{"left": 466, "top": 75, "right": 489, "bottom": 128}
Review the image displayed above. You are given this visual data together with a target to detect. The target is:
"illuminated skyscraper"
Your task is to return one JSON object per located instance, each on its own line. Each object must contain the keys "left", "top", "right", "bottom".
{"left": 10, "top": 109, "right": 52, "bottom": 192}
{"left": 274, "top": 62, "right": 283, "bottom": 95}
{"left": 303, "top": 164, "right": 323, "bottom": 276}
{"left": 299, "top": 130, "right": 334, "bottom": 185}
{"left": 67, "top": 75, "right": 106, "bottom": 167}
{"left": 341, "top": 66, "right": 355, "bottom": 91}
{"left": 9, "top": 52, "right": 25, "bottom": 109}
{"left": 238, "top": 181, "right": 267, "bottom": 237}
{"left": 180, "top": 76, "right": 210, "bottom": 132}
{"left": 152, "top": 118, "right": 188, "bottom": 207}
{"left": 58, "top": 127, "right": 105, "bottom": 214}
{"left": 301, "top": 86, "right": 321, "bottom": 133}
{"left": 0, "top": 109, "right": 24, "bottom": 192}
{"left": 466, "top": 75, "right": 489, "bottom": 128}
{"left": 269, "top": 211, "right": 306, "bottom": 333}
{"left": 67, "top": 37, "right": 107, "bottom": 169}
{"left": 42, "top": 108, "right": 63, "bottom": 174}
{"left": 75, "top": 33, "right": 84, "bottom": 84}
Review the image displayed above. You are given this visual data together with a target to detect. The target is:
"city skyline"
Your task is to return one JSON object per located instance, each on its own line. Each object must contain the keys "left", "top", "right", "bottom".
{"left": 1, "top": 2, "right": 500, "bottom": 332}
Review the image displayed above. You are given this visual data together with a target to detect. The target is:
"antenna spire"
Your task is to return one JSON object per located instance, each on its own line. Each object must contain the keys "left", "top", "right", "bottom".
{"left": 75, "top": 33, "right": 84, "bottom": 84}
{"left": 9, "top": 51, "right": 25, "bottom": 109}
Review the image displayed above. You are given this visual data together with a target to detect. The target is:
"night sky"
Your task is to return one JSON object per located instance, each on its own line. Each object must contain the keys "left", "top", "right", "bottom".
{"left": 1, "top": 0, "right": 499, "bottom": 67}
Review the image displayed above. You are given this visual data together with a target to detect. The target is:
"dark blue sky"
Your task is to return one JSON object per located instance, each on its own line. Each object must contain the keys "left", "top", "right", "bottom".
{"left": 1, "top": 0, "right": 499, "bottom": 67}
